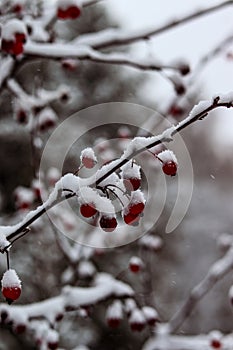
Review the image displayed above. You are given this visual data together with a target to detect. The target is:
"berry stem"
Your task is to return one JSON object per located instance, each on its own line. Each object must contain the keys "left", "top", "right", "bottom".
{"left": 6, "top": 251, "right": 10, "bottom": 270}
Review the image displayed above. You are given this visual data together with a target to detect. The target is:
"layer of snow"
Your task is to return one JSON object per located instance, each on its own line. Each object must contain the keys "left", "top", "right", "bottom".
{"left": 0, "top": 232, "right": 10, "bottom": 252}
{"left": 157, "top": 150, "right": 177, "bottom": 164}
{"left": 1, "top": 269, "right": 21, "bottom": 288}
{"left": 106, "top": 300, "right": 123, "bottom": 319}
{"left": 2, "top": 19, "right": 27, "bottom": 41}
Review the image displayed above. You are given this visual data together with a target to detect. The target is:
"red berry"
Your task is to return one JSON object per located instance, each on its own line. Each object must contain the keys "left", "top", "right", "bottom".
{"left": 12, "top": 4, "right": 23, "bottom": 13}
{"left": 130, "top": 321, "right": 145, "bottom": 332}
{"left": 129, "top": 263, "right": 140, "bottom": 273}
{"left": 57, "top": 8, "right": 68, "bottom": 19}
{"left": 123, "top": 212, "right": 140, "bottom": 226}
{"left": 12, "top": 41, "right": 24, "bottom": 56}
{"left": 16, "top": 109, "right": 28, "bottom": 124}
{"left": 107, "top": 318, "right": 120, "bottom": 329}
{"left": 15, "top": 33, "right": 26, "bottom": 44}
{"left": 99, "top": 216, "right": 117, "bottom": 232}
{"left": 162, "top": 161, "right": 177, "bottom": 176}
{"left": 128, "top": 202, "right": 145, "bottom": 215}
{"left": 80, "top": 203, "right": 97, "bottom": 218}
{"left": 123, "top": 178, "right": 141, "bottom": 191}
{"left": 47, "top": 341, "right": 58, "bottom": 350}
{"left": 82, "top": 156, "right": 96, "bottom": 169}
{"left": 67, "top": 6, "right": 81, "bottom": 19}
{"left": 168, "top": 104, "right": 184, "bottom": 118}
{"left": 15, "top": 324, "right": 26, "bottom": 334}
{"left": 19, "top": 202, "right": 30, "bottom": 210}
{"left": 2, "top": 39, "right": 14, "bottom": 54}
{"left": 2, "top": 286, "right": 21, "bottom": 303}
{"left": 210, "top": 340, "right": 222, "bottom": 349}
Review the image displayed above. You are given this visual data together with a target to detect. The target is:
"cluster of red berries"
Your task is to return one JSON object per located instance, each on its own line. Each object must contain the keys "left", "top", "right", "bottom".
{"left": 77, "top": 146, "right": 178, "bottom": 232}
{"left": 106, "top": 299, "right": 158, "bottom": 332}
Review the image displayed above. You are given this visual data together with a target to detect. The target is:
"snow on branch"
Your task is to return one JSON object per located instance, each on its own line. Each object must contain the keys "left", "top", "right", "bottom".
{"left": 168, "top": 244, "right": 233, "bottom": 333}
{"left": 24, "top": 43, "right": 188, "bottom": 74}
{"left": 0, "top": 273, "right": 133, "bottom": 324}
{"left": 143, "top": 327, "right": 233, "bottom": 350}
{"left": 74, "top": 1, "right": 233, "bottom": 49}
{"left": 0, "top": 94, "right": 232, "bottom": 245}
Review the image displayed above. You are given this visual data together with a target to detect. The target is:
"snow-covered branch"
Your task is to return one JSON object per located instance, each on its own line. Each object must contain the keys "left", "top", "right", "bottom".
{"left": 0, "top": 94, "right": 232, "bottom": 246}
{"left": 74, "top": 1, "right": 233, "bottom": 49}
{"left": 143, "top": 326, "right": 233, "bottom": 350}
{"left": 0, "top": 273, "right": 133, "bottom": 348}
{"left": 168, "top": 244, "right": 233, "bottom": 333}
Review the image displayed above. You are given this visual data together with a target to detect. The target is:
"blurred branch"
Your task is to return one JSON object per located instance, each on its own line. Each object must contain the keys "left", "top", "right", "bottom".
{"left": 192, "top": 33, "right": 233, "bottom": 79}
{"left": 143, "top": 328, "right": 233, "bottom": 350}
{"left": 25, "top": 44, "right": 188, "bottom": 74}
{"left": 77, "top": 0, "right": 233, "bottom": 49}
{"left": 169, "top": 244, "right": 233, "bottom": 333}
{"left": 82, "top": 0, "right": 104, "bottom": 7}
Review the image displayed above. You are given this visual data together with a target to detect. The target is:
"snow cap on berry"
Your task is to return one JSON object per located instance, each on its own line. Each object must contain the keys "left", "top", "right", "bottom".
{"left": 142, "top": 306, "right": 159, "bottom": 325}
{"left": 122, "top": 162, "right": 141, "bottom": 180}
{"left": 129, "top": 308, "right": 146, "bottom": 330}
{"left": 2, "top": 19, "right": 27, "bottom": 41}
{"left": 139, "top": 234, "right": 163, "bottom": 252}
{"left": 80, "top": 147, "right": 97, "bottom": 168}
{"left": 106, "top": 300, "right": 123, "bottom": 321}
{"left": 129, "top": 256, "right": 143, "bottom": 266}
{"left": 47, "top": 167, "right": 61, "bottom": 186}
{"left": 208, "top": 330, "right": 222, "bottom": 340}
{"left": 38, "top": 107, "right": 58, "bottom": 131}
{"left": 157, "top": 150, "right": 177, "bottom": 164}
{"left": 130, "top": 190, "right": 145, "bottom": 206}
{"left": 1, "top": 269, "right": 21, "bottom": 289}
{"left": 78, "top": 186, "right": 115, "bottom": 216}
{"left": 124, "top": 298, "right": 137, "bottom": 315}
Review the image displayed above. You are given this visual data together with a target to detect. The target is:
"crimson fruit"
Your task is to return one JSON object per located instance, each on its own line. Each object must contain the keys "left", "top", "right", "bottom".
{"left": 162, "top": 161, "right": 177, "bottom": 176}
{"left": 80, "top": 203, "right": 97, "bottom": 218}
{"left": 2, "top": 286, "right": 21, "bottom": 304}
{"left": 99, "top": 216, "right": 117, "bottom": 232}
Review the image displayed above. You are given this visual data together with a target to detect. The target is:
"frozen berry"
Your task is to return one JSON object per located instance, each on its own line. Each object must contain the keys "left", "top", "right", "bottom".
{"left": 129, "top": 257, "right": 142, "bottom": 273}
{"left": 123, "top": 212, "right": 140, "bottom": 226}
{"left": 210, "top": 339, "right": 222, "bottom": 349}
{"left": 128, "top": 202, "right": 145, "bottom": 215}
{"left": 2, "top": 286, "right": 21, "bottom": 304}
{"left": 1, "top": 269, "right": 22, "bottom": 304}
{"left": 107, "top": 317, "right": 121, "bottom": 329}
{"left": 162, "top": 161, "right": 177, "bottom": 176}
{"left": 99, "top": 215, "right": 117, "bottom": 232}
{"left": 15, "top": 324, "right": 26, "bottom": 334}
{"left": 82, "top": 157, "right": 96, "bottom": 169}
{"left": 47, "top": 341, "right": 58, "bottom": 350}
{"left": 123, "top": 178, "right": 141, "bottom": 191}
{"left": 80, "top": 203, "right": 97, "bottom": 218}
{"left": 67, "top": 6, "right": 81, "bottom": 18}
